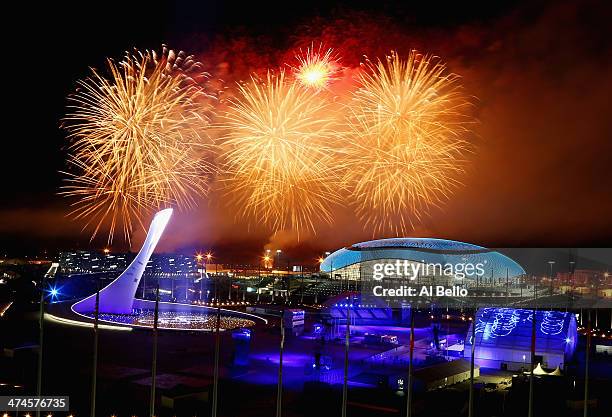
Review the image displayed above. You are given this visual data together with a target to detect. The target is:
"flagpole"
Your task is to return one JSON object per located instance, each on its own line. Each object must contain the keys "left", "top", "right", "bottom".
{"left": 406, "top": 306, "right": 415, "bottom": 417}
{"left": 149, "top": 282, "right": 160, "bottom": 417}
{"left": 528, "top": 277, "right": 538, "bottom": 417}
{"left": 341, "top": 294, "right": 351, "bottom": 417}
{"left": 90, "top": 281, "right": 100, "bottom": 417}
{"left": 276, "top": 308, "right": 285, "bottom": 417}
{"left": 583, "top": 309, "right": 591, "bottom": 417}
{"left": 36, "top": 274, "right": 47, "bottom": 417}
{"left": 212, "top": 274, "right": 221, "bottom": 417}
{"left": 468, "top": 308, "right": 476, "bottom": 417}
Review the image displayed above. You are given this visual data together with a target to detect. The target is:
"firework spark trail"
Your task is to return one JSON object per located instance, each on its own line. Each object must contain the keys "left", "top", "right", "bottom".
{"left": 62, "top": 48, "right": 216, "bottom": 244}
{"left": 220, "top": 71, "right": 343, "bottom": 235}
{"left": 292, "top": 44, "right": 341, "bottom": 90}
{"left": 343, "top": 51, "right": 473, "bottom": 235}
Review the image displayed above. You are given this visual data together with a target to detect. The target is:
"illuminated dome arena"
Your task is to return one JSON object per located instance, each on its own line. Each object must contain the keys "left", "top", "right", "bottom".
{"left": 320, "top": 238, "right": 526, "bottom": 282}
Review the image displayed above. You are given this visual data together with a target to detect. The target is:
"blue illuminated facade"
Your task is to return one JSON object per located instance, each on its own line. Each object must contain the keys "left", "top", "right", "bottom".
{"left": 324, "top": 293, "right": 394, "bottom": 325}
{"left": 464, "top": 307, "right": 577, "bottom": 370}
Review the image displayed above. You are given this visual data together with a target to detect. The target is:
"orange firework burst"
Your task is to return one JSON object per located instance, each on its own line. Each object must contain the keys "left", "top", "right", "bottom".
{"left": 220, "top": 71, "right": 342, "bottom": 234}
{"left": 62, "top": 48, "right": 216, "bottom": 244}
{"left": 292, "top": 44, "right": 341, "bottom": 90}
{"left": 149, "top": 44, "right": 210, "bottom": 87}
{"left": 343, "top": 51, "right": 473, "bottom": 235}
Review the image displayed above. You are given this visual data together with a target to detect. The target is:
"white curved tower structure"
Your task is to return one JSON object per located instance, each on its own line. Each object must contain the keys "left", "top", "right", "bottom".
{"left": 73, "top": 208, "right": 173, "bottom": 315}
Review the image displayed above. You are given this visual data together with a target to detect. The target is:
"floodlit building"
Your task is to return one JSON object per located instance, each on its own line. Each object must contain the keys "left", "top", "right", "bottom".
{"left": 464, "top": 308, "right": 577, "bottom": 371}
{"left": 413, "top": 359, "right": 479, "bottom": 391}
{"left": 392, "top": 359, "right": 479, "bottom": 392}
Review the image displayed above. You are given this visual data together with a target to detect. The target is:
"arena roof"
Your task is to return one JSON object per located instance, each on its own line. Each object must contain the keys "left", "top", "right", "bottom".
{"left": 349, "top": 237, "right": 485, "bottom": 252}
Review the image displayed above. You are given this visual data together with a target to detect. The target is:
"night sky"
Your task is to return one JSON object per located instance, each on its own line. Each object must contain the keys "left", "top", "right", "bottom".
{"left": 2, "top": 0, "right": 611, "bottom": 261}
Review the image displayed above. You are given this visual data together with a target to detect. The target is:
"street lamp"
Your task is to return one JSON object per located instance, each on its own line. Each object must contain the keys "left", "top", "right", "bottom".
{"left": 316, "top": 252, "right": 331, "bottom": 305}
{"left": 196, "top": 252, "right": 213, "bottom": 301}
{"left": 313, "top": 256, "right": 327, "bottom": 304}
{"left": 548, "top": 260, "right": 555, "bottom": 295}
{"left": 324, "top": 252, "right": 332, "bottom": 277}
{"left": 566, "top": 260, "right": 576, "bottom": 312}
{"left": 195, "top": 253, "right": 204, "bottom": 301}
{"left": 272, "top": 250, "right": 282, "bottom": 303}
{"left": 256, "top": 254, "right": 269, "bottom": 303}
{"left": 206, "top": 253, "right": 213, "bottom": 298}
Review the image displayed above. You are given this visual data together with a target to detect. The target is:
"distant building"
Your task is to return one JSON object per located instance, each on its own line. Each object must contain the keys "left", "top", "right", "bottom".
{"left": 556, "top": 269, "right": 610, "bottom": 287}
{"left": 413, "top": 359, "right": 478, "bottom": 391}
{"left": 59, "top": 251, "right": 131, "bottom": 274}
{"left": 599, "top": 288, "right": 612, "bottom": 298}
{"left": 392, "top": 359, "right": 479, "bottom": 391}
{"left": 58, "top": 250, "right": 198, "bottom": 276}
